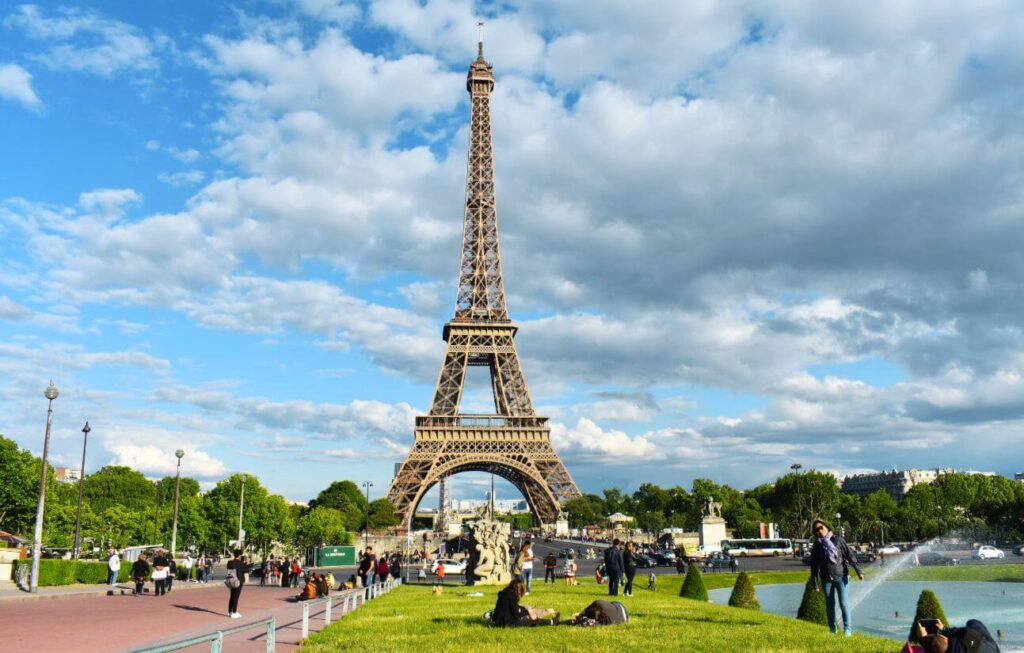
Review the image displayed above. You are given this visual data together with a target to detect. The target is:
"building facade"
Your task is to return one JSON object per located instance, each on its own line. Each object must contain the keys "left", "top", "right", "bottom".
{"left": 841, "top": 468, "right": 993, "bottom": 500}
{"left": 53, "top": 467, "right": 80, "bottom": 483}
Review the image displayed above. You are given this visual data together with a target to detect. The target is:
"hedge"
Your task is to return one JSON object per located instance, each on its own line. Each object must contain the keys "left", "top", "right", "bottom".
{"left": 679, "top": 564, "right": 709, "bottom": 601}
{"left": 11, "top": 559, "right": 134, "bottom": 586}
{"left": 727, "top": 571, "right": 760, "bottom": 610}
{"left": 796, "top": 576, "right": 828, "bottom": 626}
{"left": 908, "top": 589, "right": 949, "bottom": 643}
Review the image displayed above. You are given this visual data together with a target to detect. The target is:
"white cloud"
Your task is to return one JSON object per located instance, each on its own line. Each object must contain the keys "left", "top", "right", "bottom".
{"left": 157, "top": 170, "right": 205, "bottom": 187}
{"left": 6, "top": 5, "right": 159, "bottom": 77}
{"left": 0, "top": 296, "right": 32, "bottom": 321}
{"left": 551, "top": 417, "right": 657, "bottom": 461}
{"left": 105, "top": 438, "right": 227, "bottom": 478}
{"left": 78, "top": 188, "right": 142, "bottom": 218}
{"left": 0, "top": 63, "right": 42, "bottom": 110}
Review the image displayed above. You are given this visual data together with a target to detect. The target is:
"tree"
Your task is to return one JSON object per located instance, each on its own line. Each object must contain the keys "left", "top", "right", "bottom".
{"left": 310, "top": 481, "right": 367, "bottom": 532}
{"left": 679, "top": 564, "right": 708, "bottom": 601}
{"left": 294, "top": 507, "right": 351, "bottom": 548}
{"left": 0, "top": 435, "right": 47, "bottom": 535}
{"left": 562, "top": 495, "right": 605, "bottom": 528}
{"left": 202, "top": 475, "right": 293, "bottom": 555}
{"left": 908, "top": 589, "right": 949, "bottom": 643}
{"left": 728, "top": 572, "right": 760, "bottom": 610}
{"left": 82, "top": 466, "right": 155, "bottom": 513}
{"left": 796, "top": 577, "right": 827, "bottom": 626}
{"left": 367, "top": 498, "right": 400, "bottom": 529}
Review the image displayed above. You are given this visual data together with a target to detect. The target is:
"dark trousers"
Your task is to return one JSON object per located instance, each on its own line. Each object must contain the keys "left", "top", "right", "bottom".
{"left": 166, "top": 576, "right": 173, "bottom": 592}
{"left": 155, "top": 578, "right": 167, "bottom": 596}
{"left": 624, "top": 569, "right": 636, "bottom": 595}
{"left": 608, "top": 570, "right": 621, "bottom": 595}
{"left": 282, "top": 571, "right": 290, "bottom": 587}
{"left": 544, "top": 568, "right": 556, "bottom": 583}
{"left": 228, "top": 585, "right": 243, "bottom": 614}
{"left": 134, "top": 578, "right": 145, "bottom": 594}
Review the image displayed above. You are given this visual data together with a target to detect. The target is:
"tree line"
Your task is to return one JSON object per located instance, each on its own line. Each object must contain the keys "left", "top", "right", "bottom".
{"left": 562, "top": 471, "right": 1024, "bottom": 543}
{"left": 0, "top": 435, "right": 400, "bottom": 555}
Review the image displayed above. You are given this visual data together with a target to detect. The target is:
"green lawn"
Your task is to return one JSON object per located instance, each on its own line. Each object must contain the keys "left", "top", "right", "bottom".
{"left": 303, "top": 574, "right": 898, "bottom": 653}
{"left": 891, "top": 563, "right": 1024, "bottom": 583}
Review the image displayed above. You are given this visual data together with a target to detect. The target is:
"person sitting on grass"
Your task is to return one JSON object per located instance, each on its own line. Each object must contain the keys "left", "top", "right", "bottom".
{"left": 490, "top": 578, "right": 559, "bottom": 627}
{"left": 912, "top": 618, "right": 1001, "bottom": 653}
{"left": 571, "top": 599, "right": 629, "bottom": 627}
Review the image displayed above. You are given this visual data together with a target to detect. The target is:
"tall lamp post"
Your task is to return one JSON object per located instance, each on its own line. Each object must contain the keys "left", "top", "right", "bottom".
{"left": 362, "top": 481, "right": 374, "bottom": 550}
{"left": 237, "top": 474, "right": 247, "bottom": 551}
{"left": 170, "top": 449, "right": 185, "bottom": 558}
{"left": 790, "top": 462, "right": 803, "bottom": 538}
{"left": 30, "top": 381, "right": 60, "bottom": 593}
{"left": 72, "top": 421, "right": 90, "bottom": 560}
{"left": 836, "top": 512, "right": 843, "bottom": 538}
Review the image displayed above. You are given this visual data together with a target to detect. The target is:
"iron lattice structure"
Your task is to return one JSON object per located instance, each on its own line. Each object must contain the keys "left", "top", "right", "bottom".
{"left": 387, "top": 40, "right": 581, "bottom": 528}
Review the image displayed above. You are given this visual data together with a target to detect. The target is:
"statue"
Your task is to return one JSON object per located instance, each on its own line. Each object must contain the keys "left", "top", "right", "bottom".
{"left": 703, "top": 496, "right": 723, "bottom": 520}
{"left": 465, "top": 518, "right": 512, "bottom": 585}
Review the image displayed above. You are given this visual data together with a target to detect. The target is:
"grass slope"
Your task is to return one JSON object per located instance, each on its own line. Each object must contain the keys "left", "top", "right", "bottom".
{"left": 304, "top": 574, "right": 896, "bottom": 653}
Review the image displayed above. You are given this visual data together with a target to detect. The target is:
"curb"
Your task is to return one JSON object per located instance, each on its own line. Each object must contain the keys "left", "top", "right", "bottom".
{"left": 0, "top": 582, "right": 220, "bottom": 603}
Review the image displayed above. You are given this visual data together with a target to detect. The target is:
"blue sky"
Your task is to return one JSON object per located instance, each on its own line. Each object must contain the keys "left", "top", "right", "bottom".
{"left": 3, "top": 1, "right": 1024, "bottom": 505}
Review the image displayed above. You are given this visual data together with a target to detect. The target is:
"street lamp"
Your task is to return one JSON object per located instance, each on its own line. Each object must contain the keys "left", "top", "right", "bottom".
{"left": 363, "top": 481, "right": 374, "bottom": 550}
{"left": 790, "top": 463, "right": 803, "bottom": 538}
{"left": 171, "top": 449, "right": 185, "bottom": 558}
{"left": 237, "top": 474, "right": 247, "bottom": 551}
{"left": 72, "top": 421, "right": 90, "bottom": 560}
{"left": 835, "top": 512, "right": 843, "bottom": 538}
{"left": 30, "top": 381, "right": 59, "bottom": 593}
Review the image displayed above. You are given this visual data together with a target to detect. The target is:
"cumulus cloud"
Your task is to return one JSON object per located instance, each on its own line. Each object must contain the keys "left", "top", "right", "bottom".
{"left": 551, "top": 417, "right": 658, "bottom": 462}
{"left": 0, "top": 63, "right": 41, "bottom": 110}
{"left": 105, "top": 438, "right": 227, "bottom": 478}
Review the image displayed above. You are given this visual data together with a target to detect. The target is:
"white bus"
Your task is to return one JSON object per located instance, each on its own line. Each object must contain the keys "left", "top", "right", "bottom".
{"left": 721, "top": 538, "right": 794, "bottom": 557}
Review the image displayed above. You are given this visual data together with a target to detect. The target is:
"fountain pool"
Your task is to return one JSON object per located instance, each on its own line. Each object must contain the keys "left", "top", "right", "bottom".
{"left": 709, "top": 581, "right": 1024, "bottom": 651}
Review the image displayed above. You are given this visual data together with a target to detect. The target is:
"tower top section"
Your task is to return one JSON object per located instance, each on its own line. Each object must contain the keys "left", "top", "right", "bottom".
{"left": 467, "top": 21, "right": 494, "bottom": 94}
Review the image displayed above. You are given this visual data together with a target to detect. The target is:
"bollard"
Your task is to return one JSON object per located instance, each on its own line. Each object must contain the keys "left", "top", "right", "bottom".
{"left": 266, "top": 617, "right": 276, "bottom": 653}
{"left": 302, "top": 601, "right": 310, "bottom": 639}
{"left": 325, "top": 596, "right": 332, "bottom": 626}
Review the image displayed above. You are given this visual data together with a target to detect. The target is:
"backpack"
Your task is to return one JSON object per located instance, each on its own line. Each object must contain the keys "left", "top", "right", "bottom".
{"left": 224, "top": 564, "right": 241, "bottom": 589}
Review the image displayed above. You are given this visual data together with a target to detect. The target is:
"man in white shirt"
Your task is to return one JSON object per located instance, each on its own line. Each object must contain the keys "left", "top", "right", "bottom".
{"left": 183, "top": 554, "right": 194, "bottom": 582}
{"left": 107, "top": 548, "right": 121, "bottom": 595}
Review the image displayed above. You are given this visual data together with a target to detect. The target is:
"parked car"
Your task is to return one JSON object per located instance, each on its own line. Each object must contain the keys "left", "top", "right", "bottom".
{"left": 652, "top": 552, "right": 676, "bottom": 566}
{"left": 430, "top": 558, "right": 467, "bottom": 574}
{"left": 876, "top": 545, "right": 901, "bottom": 555}
{"left": 853, "top": 550, "right": 877, "bottom": 563}
{"left": 703, "top": 552, "right": 735, "bottom": 572}
{"left": 634, "top": 554, "right": 658, "bottom": 568}
{"left": 1011, "top": 544, "right": 1024, "bottom": 557}
{"left": 559, "top": 547, "right": 575, "bottom": 559}
{"left": 972, "top": 546, "right": 1005, "bottom": 560}
{"left": 917, "top": 552, "right": 958, "bottom": 566}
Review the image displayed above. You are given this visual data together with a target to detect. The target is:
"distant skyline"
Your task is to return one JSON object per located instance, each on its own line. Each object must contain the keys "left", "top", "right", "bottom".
{"left": 3, "top": 1, "right": 1024, "bottom": 505}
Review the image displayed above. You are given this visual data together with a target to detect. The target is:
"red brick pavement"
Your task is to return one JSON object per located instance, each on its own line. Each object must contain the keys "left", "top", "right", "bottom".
{"left": 4, "top": 582, "right": 344, "bottom": 652}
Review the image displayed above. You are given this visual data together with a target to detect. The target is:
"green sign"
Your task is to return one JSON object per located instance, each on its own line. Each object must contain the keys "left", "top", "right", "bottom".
{"left": 315, "top": 545, "right": 355, "bottom": 567}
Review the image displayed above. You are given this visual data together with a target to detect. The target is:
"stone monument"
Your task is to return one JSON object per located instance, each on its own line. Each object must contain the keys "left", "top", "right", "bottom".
{"left": 465, "top": 518, "right": 512, "bottom": 585}
{"left": 699, "top": 496, "right": 727, "bottom": 551}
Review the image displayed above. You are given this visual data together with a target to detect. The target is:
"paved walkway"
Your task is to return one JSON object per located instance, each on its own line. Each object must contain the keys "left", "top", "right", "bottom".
{"left": 2, "top": 581, "right": 349, "bottom": 652}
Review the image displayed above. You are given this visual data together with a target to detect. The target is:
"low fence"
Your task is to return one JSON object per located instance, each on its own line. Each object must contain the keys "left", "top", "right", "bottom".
{"left": 126, "top": 577, "right": 401, "bottom": 653}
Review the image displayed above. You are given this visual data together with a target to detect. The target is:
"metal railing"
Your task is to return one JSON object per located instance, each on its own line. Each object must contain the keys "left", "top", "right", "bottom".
{"left": 299, "top": 577, "right": 401, "bottom": 640}
{"left": 125, "top": 616, "right": 275, "bottom": 653}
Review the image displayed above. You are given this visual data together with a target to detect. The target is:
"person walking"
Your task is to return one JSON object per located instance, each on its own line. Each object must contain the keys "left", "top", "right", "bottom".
{"left": 623, "top": 542, "right": 638, "bottom": 597}
{"left": 543, "top": 551, "right": 558, "bottom": 584}
{"left": 226, "top": 549, "right": 246, "bottom": 618}
{"left": 604, "top": 539, "right": 623, "bottom": 596}
{"left": 166, "top": 557, "right": 177, "bottom": 592}
{"left": 358, "top": 547, "right": 377, "bottom": 589}
{"left": 107, "top": 548, "right": 121, "bottom": 594}
{"left": 518, "top": 542, "right": 535, "bottom": 595}
{"left": 151, "top": 550, "right": 170, "bottom": 597}
{"left": 810, "top": 518, "right": 864, "bottom": 637}
{"left": 131, "top": 553, "right": 150, "bottom": 596}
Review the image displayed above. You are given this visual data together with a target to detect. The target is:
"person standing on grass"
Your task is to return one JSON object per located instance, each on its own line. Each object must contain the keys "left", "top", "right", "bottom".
{"left": 810, "top": 518, "right": 864, "bottom": 637}
{"left": 226, "top": 549, "right": 246, "bottom": 619}
{"left": 564, "top": 554, "right": 577, "bottom": 586}
{"left": 604, "top": 539, "right": 623, "bottom": 596}
{"left": 544, "top": 551, "right": 558, "bottom": 584}
{"left": 518, "top": 541, "right": 535, "bottom": 595}
{"left": 107, "top": 548, "right": 121, "bottom": 592}
{"left": 622, "top": 542, "right": 638, "bottom": 597}
{"left": 131, "top": 553, "right": 150, "bottom": 596}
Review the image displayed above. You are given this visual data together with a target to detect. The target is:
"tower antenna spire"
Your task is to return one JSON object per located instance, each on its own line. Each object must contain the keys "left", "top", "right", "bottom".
{"left": 477, "top": 20, "right": 484, "bottom": 58}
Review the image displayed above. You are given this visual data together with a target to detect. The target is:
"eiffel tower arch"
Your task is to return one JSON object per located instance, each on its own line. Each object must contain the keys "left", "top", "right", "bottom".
{"left": 387, "top": 34, "right": 581, "bottom": 529}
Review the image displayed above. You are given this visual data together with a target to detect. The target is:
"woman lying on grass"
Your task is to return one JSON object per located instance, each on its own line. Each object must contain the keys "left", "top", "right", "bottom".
{"left": 490, "top": 578, "right": 559, "bottom": 626}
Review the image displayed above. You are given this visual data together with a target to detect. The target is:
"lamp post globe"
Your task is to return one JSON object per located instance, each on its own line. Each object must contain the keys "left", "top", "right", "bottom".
{"left": 176, "top": 449, "right": 185, "bottom": 459}
{"left": 30, "top": 381, "right": 60, "bottom": 593}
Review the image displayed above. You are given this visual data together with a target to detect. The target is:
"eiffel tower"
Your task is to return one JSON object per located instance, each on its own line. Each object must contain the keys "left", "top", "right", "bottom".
{"left": 387, "top": 32, "right": 581, "bottom": 529}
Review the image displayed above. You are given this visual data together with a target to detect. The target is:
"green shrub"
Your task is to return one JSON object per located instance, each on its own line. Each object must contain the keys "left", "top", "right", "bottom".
{"left": 796, "top": 577, "right": 828, "bottom": 626}
{"left": 727, "top": 571, "right": 760, "bottom": 610}
{"left": 679, "top": 564, "right": 708, "bottom": 601}
{"left": 12, "top": 559, "right": 134, "bottom": 586}
{"left": 908, "top": 589, "right": 949, "bottom": 643}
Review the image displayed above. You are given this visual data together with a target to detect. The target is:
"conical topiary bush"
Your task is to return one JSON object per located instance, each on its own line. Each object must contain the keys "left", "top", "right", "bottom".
{"left": 679, "top": 564, "right": 709, "bottom": 601}
{"left": 908, "top": 589, "right": 949, "bottom": 643}
{"left": 796, "top": 576, "right": 828, "bottom": 626}
{"left": 728, "top": 571, "right": 761, "bottom": 610}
